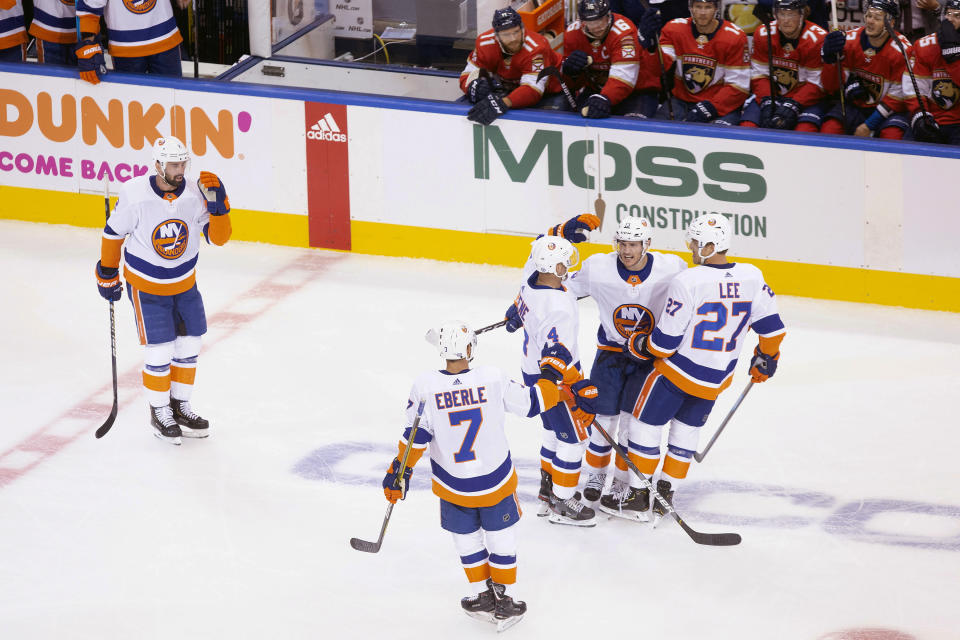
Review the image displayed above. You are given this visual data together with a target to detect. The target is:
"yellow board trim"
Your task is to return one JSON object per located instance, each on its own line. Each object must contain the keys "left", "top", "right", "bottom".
{"left": 2, "top": 185, "right": 958, "bottom": 313}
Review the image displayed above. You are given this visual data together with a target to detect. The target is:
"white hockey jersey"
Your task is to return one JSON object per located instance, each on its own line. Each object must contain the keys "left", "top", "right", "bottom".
{"left": 0, "top": 0, "right": 27, "bottom": 50}
{"left": 566, "top": 251, "right": 687, "bottom": 352}
{"left": 647, "top": 262, "right": 785, "bottom": 400}
{"left": 77, "top": 0, "right": 182, "bottom": 58}
{"left": 102, "top": 175, "right": 224, "bottom": 296}
{"left": 514, "top": 270, "right": 581, "bottom": 382}
{"left": 398, "top": 365, "right": 548, "bottom": 508}
{"left": 29, "top": 0, "right": 76, "bottom": 44}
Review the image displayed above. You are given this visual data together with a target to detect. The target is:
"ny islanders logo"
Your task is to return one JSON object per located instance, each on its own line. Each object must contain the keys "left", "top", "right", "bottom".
{"left": 123, "top": 0, "right": 157, "bottom": 14}
{"left": 612, "top": 304, "right": 654, "bottom": 339}
{"left": 152, "top": 219, "right": 189, "bottom": 260}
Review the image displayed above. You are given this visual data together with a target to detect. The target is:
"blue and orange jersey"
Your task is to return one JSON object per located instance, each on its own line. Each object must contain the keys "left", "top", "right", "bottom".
{"left": 646, "top": 262, "right": 785, "bottom": 400}
{"left": 394, "top": 365, "right": 554, "bottom": 508}
{"left": 29, "top": 0, "right": 77, "bottom": 44}
{"left": 76, "top": 0, "right": 182, "bottom": 58}
{"left": 0, "top": 0, "right": 28, "bottom": 50}
{"left": 101, "top": 172, "right": 231, "bottom": 296}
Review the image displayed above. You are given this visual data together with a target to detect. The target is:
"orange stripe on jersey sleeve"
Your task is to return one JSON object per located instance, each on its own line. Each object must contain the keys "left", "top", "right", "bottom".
{"left": 431, "top": 471, "right": 518, "bottom": 508}
{"left": 101, "top": 236, "right": 123, "bottom": 269}
{"left": 108, "top": 31, "right": 183, "bottom": 58}
{"left": 647, "top": 342, "right": 675, "bottom": 359}
{"left": 77, "top": 14, "right": 101, "bottom": 34}
{"left": 393, "top": 441, "right": 426, "bottom": 470}
{"left": 758, "top": 333, "right": 785, "bottom": 356}
{"left": 209, "top": 214, "right": 232, "bottom": 246}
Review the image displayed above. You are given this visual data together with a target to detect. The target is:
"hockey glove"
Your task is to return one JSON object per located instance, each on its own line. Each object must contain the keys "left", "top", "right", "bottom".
{"left": 198, "top": 171, "right": 230, "bottom": 215}
{"left": 567, "top": 378, "right": 599, "bottom": 433}
{"left": 821, "top": 29, "right": 846, "bottom": 64}
{"left": 911, "top": 111, "right": 944, "bottom": 143}
{"left": 758, "top": 96, "right": 776, "bottom": 128}
{"left": 539, "top": 343, "right": 573, "bottom": 383}
{"left": 638, "top": 8, "right": 664, "bottom": 51}
{"left": 75, "top": 36, "right": 106, "bottom": 85}
{"left": 582, "top": 93, "right": 611, "bottom": 119}
{"left": 468, "top": 76, "right": 493, "bottom": 103}
{"left": 562, "top": 49, "right": 591, "bottom": 77}
{"left": 749, "top": 346, "right": 779, "bottom": 383}
{"left": 95, "top": 261, "right": 123, "bottom": 302}
{"left": 623, "top": 330, "right": 653, "bottom": 363}
{"left": 770, "top": 97, "right": 801, "bottom": 130}
{"left": 550, "top": 213, "right": 602, "bottom": 244}
{"left": 843, "top": 75, "right": 868, "bottom": 103}
{"left": 684, "top": 100, "right": 718, "bottom": 123}
{"left": 383, "top": 458, "right": 413, "bottom": 503}
{"left": 467, "top": 93, "right": 509, "bottom": 126}
{"left": 504, "top": 303, "right": 523, "bottom": 333}
{"left": 939, "top": 19, "right": 960, "bottom": 63}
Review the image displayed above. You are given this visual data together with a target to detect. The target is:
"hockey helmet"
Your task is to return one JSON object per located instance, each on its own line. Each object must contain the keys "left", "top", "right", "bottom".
{"left": 530, "top": 235, "right": 579, "bottom": 280}
{"left": 152, "top": 136, "right": 190, "bottom": 178}
{"left": 865, "top": 0, "right": 899, "bottom": 21}
{"left": 492, "top": 7, "right": 523, "bottom": 32}
{"left": 435, "top": 322, "right": 477, "bottom": 362}
{"left": 774, "top": 0, "right": 807, "bottom": 12}
{"left": 944, "top": 0, "right": 960, "bottom": 12}
{"left": 578, "top": 0, "right": 613, "bottom": 40}
{"left": 685, "top": 214, "right": 731, "bottom": 261}
{"left": 613, "top": 217, "right": 653, "bottom": 254}
{"left": 688, "top": 0, "right": 722, "bottom": 19}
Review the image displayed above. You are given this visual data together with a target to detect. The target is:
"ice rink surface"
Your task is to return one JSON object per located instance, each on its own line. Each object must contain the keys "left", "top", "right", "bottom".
{"left": 2, "top": 220, "right": 959, "bottom": 640}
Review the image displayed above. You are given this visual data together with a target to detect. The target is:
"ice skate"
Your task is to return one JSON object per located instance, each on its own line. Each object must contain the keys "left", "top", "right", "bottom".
{"left": 537, "top": 468, "right": 553, "bottom": 517}
{"left": 651, "top": 479, "right": 674, "bottom": 529}
{"left": 548, "top": 492, "right": 597, "bottom": 527}
{"left": 461, "top": 582, "right": 497, "bottom": 623}
{"left": 150, "top": 405, "right": 182, "bottom": 445}
{"left": 170, "top": 399, "right": 210, "bottom": 438}
{"left": 598, "top": 485, "right": 650, "bottom": 522}
{"left": 582, "top": 471, "right": 607, "bottom": 502}
{"left": 494, "top": 592, "right": 526, "bottom": 632}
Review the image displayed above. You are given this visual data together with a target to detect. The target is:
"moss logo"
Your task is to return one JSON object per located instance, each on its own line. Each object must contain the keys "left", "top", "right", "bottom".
{"left": 473, "top": 125, "right": 767, "bottom": 203}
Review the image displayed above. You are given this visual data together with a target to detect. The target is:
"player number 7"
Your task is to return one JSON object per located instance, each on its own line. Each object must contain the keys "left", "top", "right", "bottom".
{"left": 451, "top": 407, "right": 483, "bottom": 463}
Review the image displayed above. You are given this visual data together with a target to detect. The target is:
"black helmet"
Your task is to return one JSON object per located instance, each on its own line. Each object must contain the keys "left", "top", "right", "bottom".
{"left": 945, "top": 0, "right": 960, "bottom": 11}
{"left": 578, "top": 0, "right": 611, "bottom": 22}
{"left": 866, "top": 0, "right": 900, "bottom": 21}
{"left": 774, "top": 0, "right": 807, "bottom": 11}
{"left": 492, "top": 7, "right": 523, "bottom": 32}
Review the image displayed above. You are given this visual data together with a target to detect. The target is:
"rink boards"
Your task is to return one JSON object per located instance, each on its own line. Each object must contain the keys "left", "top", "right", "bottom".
{"left": 1, "top": 62, "right": 958, "bottom": 311}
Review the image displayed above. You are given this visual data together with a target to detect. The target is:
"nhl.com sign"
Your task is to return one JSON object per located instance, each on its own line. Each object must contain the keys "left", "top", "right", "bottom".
{"left": 307, "top": 112, "right": 346, "bottom": 142}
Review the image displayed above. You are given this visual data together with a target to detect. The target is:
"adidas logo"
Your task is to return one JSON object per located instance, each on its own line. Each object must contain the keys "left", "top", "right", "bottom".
{"left": 453, "top": 378, "right": 462, "bottom": 385}
{"left": 725, "top": 273, "right": 734, "bottom": 277}
{"left": 306, "top": 113, "right": 346, "bottom": 142}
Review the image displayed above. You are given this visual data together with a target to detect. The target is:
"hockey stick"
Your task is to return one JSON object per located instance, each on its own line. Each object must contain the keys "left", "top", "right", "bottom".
{"left": 591, "top": 419, "right": 742, "bottom": 546}
{"left": 884, "top": 16, "right": 932, "bottom": 119}
{"left": 694, "top": 380, "right": 753, "bottom": 463}
{"left": 95, "top": 179, "right": 118, "bottom": 439}
{"left": 350, "top": 400, "right": 427, "bottom": 553}
{"left": 191, "top": 0, "right": 199, "bottom": 78}
{"left": 537, "top": 65, "right": 579, "bottom": 110}
{"left": 830, "top": 0, "right": 848, "bottom": 129}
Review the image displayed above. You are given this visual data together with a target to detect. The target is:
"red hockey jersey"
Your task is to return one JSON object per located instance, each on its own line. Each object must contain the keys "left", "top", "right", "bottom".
{"left": 563, "top": 14, "right": 641, "bottom": 105}
{"left": 460, "top": 29, "right": 560, "bottom": 109}
{"left": 908, "top": 32, "right": 960, "bottom": 126}
{"left": 659, "top": 18, "right": 750, "bottom": 115}
{"left": 822, "top": 27, "right": 913, "bottom": 113}
{"left": 751, "top": 20, "right": 828, "bottom": 106}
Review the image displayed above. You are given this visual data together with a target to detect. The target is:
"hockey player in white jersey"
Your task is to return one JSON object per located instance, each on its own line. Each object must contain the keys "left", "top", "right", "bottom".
{"left": 563, "top": 218, "right": 687, "bottom": 520}
{"left": 506, "top": 234, "right": 601, "bottom": 526}
{"left": 95, "top": 136, "right": 232, "bottom": 444}
{"left": 617, "top": 214, "right": 785, "bottom": 522}
{"left": 380, "top": 322, "right": 572, "bottom": 630}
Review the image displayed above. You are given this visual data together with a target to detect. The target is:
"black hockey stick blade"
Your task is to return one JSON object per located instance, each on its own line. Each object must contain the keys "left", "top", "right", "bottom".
{"left": 476, "top": 319, "right": 508, "bottom": 334}
{"left": 94, "top": 402, "right": 118, "bottom": 439}
{"left": 677, "top": 519, "right": 741, "bottom": 546}
{"left": 349, "top": 537, "right": 383, "bottom": 553}
{"left": 536, "top": 65, "right": 578, "bottom": 110}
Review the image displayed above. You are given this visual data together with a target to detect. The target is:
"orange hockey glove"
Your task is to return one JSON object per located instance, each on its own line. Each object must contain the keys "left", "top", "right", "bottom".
{"left": 549, "top": 214, "right": 601, "bottom": 243}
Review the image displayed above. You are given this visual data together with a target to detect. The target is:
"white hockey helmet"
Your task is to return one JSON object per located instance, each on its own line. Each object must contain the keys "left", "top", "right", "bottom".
{"left": 530, "top": 235, "right": 579, "bottom": 280}
{"left": 685, "top": 214, "right": 731, "bottom": 260}
{"left": 152, "top": 135, "right": 190, "bottom": 176}
{"left": 435, "top": 322, "right": 477, "bottom": 362}
{"left": 613, "top": 217, "right": 653, "bottom": 251}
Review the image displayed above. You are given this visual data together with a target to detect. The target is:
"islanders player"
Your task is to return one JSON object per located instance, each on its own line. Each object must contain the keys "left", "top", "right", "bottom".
{"left": 563, "top": 218, "right": 687, "bottom": 520}
{"left": 506, "top": 234, "right": 600, "bottom": 526}
{"left": 617, "top": 214, "right": 785, "bottom": 523}
{"left": 381, "top": 322, "right": 574, "bottom": 630}
{"left": 461, "top": 7, "right": 563, "bottom": 125}
{"left": 94, "top": 136, "right": 231, "bottom": 445}
{"left": 560, "top": 0, "right": 645, "bottom": 118}
{"left": 658, "top": 0, "right": 751, "bottom": 124}
{"left": 819, "top": 0, "right": 913, "bottom": 138}
{"left": 740, "top": 0, "right": 828, "bottom": 131}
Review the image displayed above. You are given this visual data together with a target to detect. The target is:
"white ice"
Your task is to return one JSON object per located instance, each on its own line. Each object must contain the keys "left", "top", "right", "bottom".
{"left": 1, "top": 220, "right": 959, "bottom": 640}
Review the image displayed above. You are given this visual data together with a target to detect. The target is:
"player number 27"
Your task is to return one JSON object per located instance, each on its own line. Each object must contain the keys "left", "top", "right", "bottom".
{"left": 692, "top": 301, "right": 752, "bottom": 352}
{"left": 450, "top": 407, "right": 483, "bottom": 463}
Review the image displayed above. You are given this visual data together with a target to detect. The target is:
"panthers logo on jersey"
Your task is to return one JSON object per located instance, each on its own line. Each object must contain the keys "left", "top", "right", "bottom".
{"left": 151, "top": 219, "right": 189, "bottom": 260}
{"left": 612, "top": 304, "right": 655, "bottom": 339}
{"left": 681, "top": 55, "right": 716, "bottom": 93}
{"left": 772, "top": 59, "right": 799, "bottom": 94}
{"left": 932, "top": 76, "right": 960, "bottom": 111}
{"left": 123, "top": 0, "right": 157, "bottom": 15}
{"left": 851, "top": 70, "right": 883, "bottom": 104}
